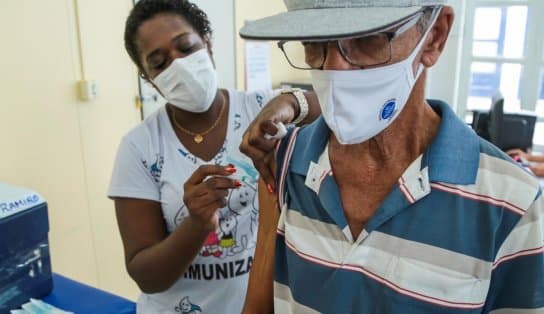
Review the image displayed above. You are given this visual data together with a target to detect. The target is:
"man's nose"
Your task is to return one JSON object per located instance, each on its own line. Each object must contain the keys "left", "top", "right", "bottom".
{"left": 322, "top": 42, "right": 359, "bottom": 71}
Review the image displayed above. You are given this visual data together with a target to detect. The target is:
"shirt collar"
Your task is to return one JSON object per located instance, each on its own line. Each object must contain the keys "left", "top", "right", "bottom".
{"left": 290, "top": 100, "right": 480, "bottom": 185}
{"left": 425, "top": 99, "right": 479, "bottom": 185}
{"left": 290, "top": 115, "right": 330, "bottom": 175}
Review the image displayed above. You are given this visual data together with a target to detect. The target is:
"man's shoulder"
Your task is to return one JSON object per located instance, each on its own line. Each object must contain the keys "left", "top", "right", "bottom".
{"left": 436, "top": 135, "right": 541, "bottom": 218}
{"left": 276, "top": 118, "right": 328, "bottom": 165}
{"left": 477, "top": 137, "right": 540, "bottom": 189}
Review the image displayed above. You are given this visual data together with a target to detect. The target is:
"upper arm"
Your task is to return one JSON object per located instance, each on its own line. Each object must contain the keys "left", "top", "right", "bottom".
{"left": 244, "top": 89, "right": 280, "bottom": 120}
{"left": 108, "top": 135, "right": 160, "bottom": 201}
{"left": 242, "top": 177, "right": 280, "bottom": 314}
{"left": 114, "top": 197, "right": 167, "bottom": 266}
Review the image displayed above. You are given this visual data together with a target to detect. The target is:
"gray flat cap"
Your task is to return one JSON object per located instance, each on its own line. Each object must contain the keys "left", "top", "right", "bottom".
{"left": 240, "top": 0, "right": 447, "bottom": 40}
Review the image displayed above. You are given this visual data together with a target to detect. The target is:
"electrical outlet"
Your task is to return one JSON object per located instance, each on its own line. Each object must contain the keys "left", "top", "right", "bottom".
{"left": 78, "top": 80, "right": 97, "bottom": 101}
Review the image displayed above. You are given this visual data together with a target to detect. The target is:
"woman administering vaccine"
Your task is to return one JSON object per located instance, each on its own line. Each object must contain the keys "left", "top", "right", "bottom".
{"left": 107, "top": 0, "right": 318, "bottom": 313}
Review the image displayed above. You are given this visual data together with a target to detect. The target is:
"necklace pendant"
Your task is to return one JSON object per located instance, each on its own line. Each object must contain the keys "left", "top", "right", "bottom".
{"left": 194, "top": 134, "right": 204, "bottom": 144}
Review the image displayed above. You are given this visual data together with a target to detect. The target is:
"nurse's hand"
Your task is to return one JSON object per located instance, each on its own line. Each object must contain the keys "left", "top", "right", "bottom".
{"left": 240, "top": 93, "right": 299, "bottom": 194}
{"left": 183, "top": 164, "right": 240, "bottom": 231}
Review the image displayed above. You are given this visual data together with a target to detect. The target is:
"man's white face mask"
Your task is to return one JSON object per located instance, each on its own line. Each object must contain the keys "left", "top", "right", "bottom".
{"left": 311, "top": 9, "right": 440, "bottom": 145}
{"left": 153, "top": 48, "right": 218, "bottom": 113}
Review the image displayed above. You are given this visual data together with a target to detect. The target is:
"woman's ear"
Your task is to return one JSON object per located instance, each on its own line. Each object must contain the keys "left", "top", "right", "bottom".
{"left": 138, "top": 71, "right": 147, "bottom": 80}
{"left": 203, "top": 33, "right": 213, "bottom": 54}
{"left": 421, "top": 6, "right": 454, "bottom": 67}
{"left": 139, "top": 70, "right": 153, "bottom": 84}
{"left": 139, "top": 71, "right": 165, "bottom": 97}
{"left": 203, "top": 33, "right": 217, "bottom": 68}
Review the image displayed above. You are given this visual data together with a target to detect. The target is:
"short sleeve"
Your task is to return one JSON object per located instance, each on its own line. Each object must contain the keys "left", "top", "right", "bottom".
{"left": 275, "top": 126, "right": 299, "bottom": 213}
{"left": 107, "top": 135, "right": 161, "bottom": 202}
{"left": 243, "top": 89, "right": 281, "bottom": 121}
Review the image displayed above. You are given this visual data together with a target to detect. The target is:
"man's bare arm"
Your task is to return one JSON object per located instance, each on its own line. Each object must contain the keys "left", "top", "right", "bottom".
{"left": 242, "top": 177, "right": 280, "bottom": 314}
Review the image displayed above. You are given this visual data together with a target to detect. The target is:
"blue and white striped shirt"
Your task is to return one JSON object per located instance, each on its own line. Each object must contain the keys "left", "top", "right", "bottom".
{"left": 274, "top": 100, "right": 544, "bottom": 313}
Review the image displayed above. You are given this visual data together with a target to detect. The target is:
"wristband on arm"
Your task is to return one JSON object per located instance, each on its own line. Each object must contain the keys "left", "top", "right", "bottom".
{"left": 281, "top": 88, "right": 309, "bottom": 125}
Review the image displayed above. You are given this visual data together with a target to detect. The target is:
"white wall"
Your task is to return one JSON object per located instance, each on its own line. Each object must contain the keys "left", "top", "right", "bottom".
{"left": 235, "top": 0, "right": 311, "bottom": 90}
{"left": 426, "top": 0, "right": 467, "bottom": 112}
{"left": 0, "top": 0, "right": 141, "bottom": 300}
{"left": 74, "top": 0, "right": 142, "bottom": 299}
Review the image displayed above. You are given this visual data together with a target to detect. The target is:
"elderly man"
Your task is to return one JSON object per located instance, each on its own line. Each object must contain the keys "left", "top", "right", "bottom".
{"left": 238, "top": 0, "right": 544, "bottom": 313}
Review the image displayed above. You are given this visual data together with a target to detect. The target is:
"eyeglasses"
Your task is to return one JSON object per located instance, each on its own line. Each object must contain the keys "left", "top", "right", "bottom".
{"left": 277, "top": 12, "right": 423, "bottom": 70}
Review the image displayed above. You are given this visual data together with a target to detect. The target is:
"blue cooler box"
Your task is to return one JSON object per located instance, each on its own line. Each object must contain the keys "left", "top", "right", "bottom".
{"left": 0, "top": 183, "right": 53, "bottom": 312}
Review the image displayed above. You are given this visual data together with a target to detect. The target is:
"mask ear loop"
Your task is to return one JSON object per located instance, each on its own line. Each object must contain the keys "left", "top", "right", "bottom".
{"left": 410, "top": 6, "right": 443, "bottom": 82}
{"left": 395, "top": 12, "right": 423, "bottom": 35}
{"left": 203, "top": 41, "right": 217, "bottom": 69}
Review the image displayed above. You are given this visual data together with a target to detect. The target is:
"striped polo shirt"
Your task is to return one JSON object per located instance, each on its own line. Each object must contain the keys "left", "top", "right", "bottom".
{"left": 273, "top": 100, "right": 544, "bottom": 313}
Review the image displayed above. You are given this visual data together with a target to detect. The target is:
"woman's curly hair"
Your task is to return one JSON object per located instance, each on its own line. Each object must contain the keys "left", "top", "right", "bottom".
{"left": 124, "top": 0, "right": 212, "bottom": 73}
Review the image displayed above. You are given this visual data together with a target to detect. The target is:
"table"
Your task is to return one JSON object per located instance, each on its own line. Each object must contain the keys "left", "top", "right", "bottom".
{"left": 42, "top": 273, "right": 136, "bottom": 314}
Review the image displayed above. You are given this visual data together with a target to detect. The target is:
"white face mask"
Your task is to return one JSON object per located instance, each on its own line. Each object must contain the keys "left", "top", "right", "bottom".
{"left": 311, "top": 11, "right": 439, "bottom": 145}
{"left": 153, "top": 48, "right": 218, "bottom": 113}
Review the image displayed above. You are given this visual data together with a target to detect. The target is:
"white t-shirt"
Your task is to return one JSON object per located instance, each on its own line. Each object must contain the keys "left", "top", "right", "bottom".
{"left": 108, "top": 89, "right": 276, "bottom": 314}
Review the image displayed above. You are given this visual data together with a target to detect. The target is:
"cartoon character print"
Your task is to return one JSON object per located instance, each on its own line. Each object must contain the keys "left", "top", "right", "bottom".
{"left": 218, "top": 212, "right": 238, "bottom": 250}
{"left": 142, "top": 154, "right": 164, "bottom": 183}
{"left": 227, "top": 182, "right": 258, "bottom": 253}
{"left": 224, "top": 158, "right": 260, "bottom": 254}
{"left": 227, "top": 181, "right": 254, "bottom": 215}
{"left": 175, "top": 296, "right": 202, "bottom": 314}
{"left": 233, "top": 113, "right": 242, "bottom": 131}
{"left": 199, "top": 211, "right": 238, "bottom": 258}
{"left": 173, "top": 205, "right": 224, "bottom": 258}
{"left": 200, "top": 159, "right": 260, "bottom": 258}
{"left": 201, "top": 231, "right": 222, "bottom": 258}
{"left": 255, "top": 92, "right": 265, "bottom": 107}
{"left": 172, "top": 202, "right": 231, "bottom": 259}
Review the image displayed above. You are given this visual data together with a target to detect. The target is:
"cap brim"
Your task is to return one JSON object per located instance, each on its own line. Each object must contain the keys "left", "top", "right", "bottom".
{"left": 240, "top": 7, "right": 423, "bottom": 41}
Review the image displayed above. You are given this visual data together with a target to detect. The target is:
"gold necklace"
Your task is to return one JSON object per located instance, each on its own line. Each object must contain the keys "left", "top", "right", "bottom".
{"left": 169, "top": 91, "right": 226, "bottom": 144}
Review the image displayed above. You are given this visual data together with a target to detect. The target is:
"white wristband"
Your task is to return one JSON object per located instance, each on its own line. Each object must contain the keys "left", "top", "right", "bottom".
{"left": 282, "top": 88, "right": 309, "bottom": 125}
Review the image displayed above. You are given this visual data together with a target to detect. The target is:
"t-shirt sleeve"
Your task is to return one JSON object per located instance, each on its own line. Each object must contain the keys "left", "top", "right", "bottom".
{"left": 107, "top": 134, "right": 160, "bottom": 202}
{"left": 243, "top": 89, "right": 281, "bottom": 121}
{"left": 274, "top": 126, "right": 298, "bottom": 213}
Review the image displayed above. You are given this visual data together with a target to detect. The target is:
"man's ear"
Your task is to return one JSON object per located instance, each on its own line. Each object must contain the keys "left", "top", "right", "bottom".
{"left": 421, "top": 6, "right": 454, "bottom": 67}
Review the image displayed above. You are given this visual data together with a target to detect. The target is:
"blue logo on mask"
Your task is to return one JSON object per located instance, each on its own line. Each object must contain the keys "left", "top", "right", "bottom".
{"left": 380, "top": 100, "right": 397, "bottom": 121}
